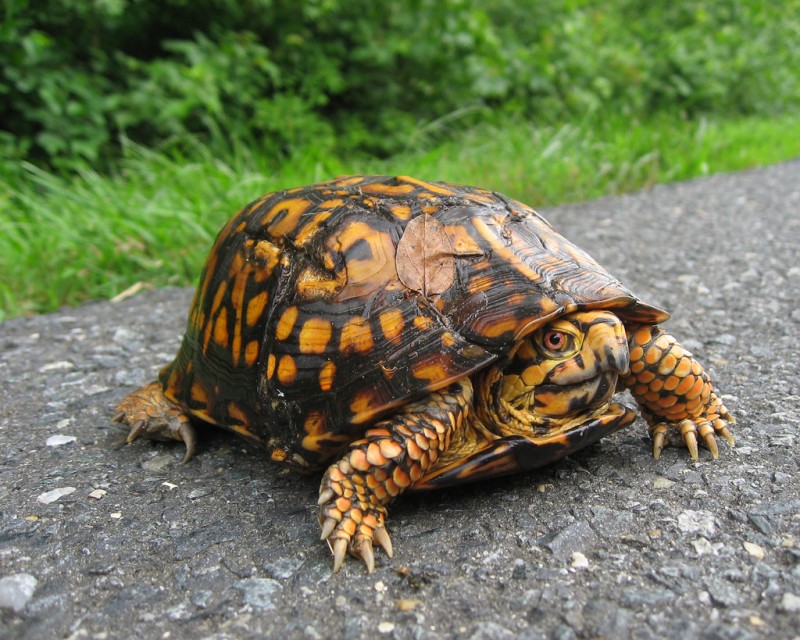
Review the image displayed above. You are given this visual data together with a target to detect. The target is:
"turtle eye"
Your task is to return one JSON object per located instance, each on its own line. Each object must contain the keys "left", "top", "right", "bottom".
{"left": 543, "top": 330, "right": 569, "bottom": 351}
{"left": 536, "top": 329, "right": 577, "bottom": 358}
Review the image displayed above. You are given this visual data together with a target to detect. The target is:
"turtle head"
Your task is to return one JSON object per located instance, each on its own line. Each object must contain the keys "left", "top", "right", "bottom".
{"left": 476, "top": 310, "right": 631, "bottom": 437}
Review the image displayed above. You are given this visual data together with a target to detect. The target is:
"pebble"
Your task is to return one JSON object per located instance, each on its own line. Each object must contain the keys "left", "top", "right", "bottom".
{"left": 743, "top": 541, "right": 765, "bottom": 559}
{"left": 570, "top": 552, "right": 589, "bottom": 569}
{"left": 88, "top": 489, "right": 107, "bottom": 499}
{"left": 234, "top": 577, "right": 281, "bottom": 609}
{"left": 377, "top": 621, "right": 395, "bottom": 634}
{"left": 653, "top": 477, "right": 675, "bottom": 489}
{"left": 677, "top": 510, "right": 716, "bottom": 536}
{"left": 779, "top": 593, "right": 800, "bottom": 612}
{"left": 141, "top": 454, "right": 175, "bottom": 471}
{"left": 37, "top": 487, "right": 76, "bottom": 504}
{"left": 0, "top": 573, "right": 38, "bottom": 613}
{"left": 46, "top": 434, "right": 77, "bottom": 446}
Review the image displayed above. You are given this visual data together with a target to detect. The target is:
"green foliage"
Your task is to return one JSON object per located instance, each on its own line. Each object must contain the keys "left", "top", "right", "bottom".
{"left": 3, "top": 0, "right": 798, "bottom": 171}
{"left": 4, "top": 110, "right": 800, "bottom": 320}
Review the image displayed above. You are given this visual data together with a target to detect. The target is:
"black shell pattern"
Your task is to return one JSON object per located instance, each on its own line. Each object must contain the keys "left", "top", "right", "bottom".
{"left": 159, "top": 175, "right": 668, "bottom": 469}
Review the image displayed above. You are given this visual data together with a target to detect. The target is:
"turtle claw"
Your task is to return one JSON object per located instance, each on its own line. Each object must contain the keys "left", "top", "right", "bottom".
{"left": 318, "top": 488, "right": 335, "bottom": 506}
{"left": 652, "top": 425, "right": 668, "bottom": 460}
{"left": 356, "top": 538, "right": 375, "bottom": 574}
{"left": 679, "top": 419, "right": 700, "bottom": 461}
{"left": 320, "top": 517, "right": 337, "bottom": 541}
{"left": 374, "top": 526, "right": 394, "bottom": 558}
{"left": 332, "top": 538, "right": 348, "bottom": 573}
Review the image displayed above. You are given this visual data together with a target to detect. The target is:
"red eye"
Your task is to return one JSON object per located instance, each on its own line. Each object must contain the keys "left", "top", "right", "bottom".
{"left": 543, "top": 330, "right": 568, "bottom": 351}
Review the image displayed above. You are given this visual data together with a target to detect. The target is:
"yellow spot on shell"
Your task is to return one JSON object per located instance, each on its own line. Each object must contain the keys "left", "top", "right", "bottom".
{"left": 303, "top": 410, "right": 326, "bottom": 435}
{"left": 361, "top": 182, "right": 416, "bottom": 196}
{"left": 213, "top": 307, "right": 229, "bottom": 346}
{"left": 275, "top": 306, "right": 299, "bottom": 340}
{"left": 246, "top": 291, "right": 268, "bottom": 327}
{"left": 262, "top": 198, "right": 313, "bottom": 236}
{"left": 478, "top": 316, "right": 518, "bottom": 339}
{"left": 413, "top": 316, "right": 434, "bottom": 331}
{"left": 277, "top": 355, "right": 297, "bottom": 385}
{"left": 267, "top": 354, "right": 276, "bottom": 379}
{"left": 379, "top": 309, "right": 404, "bottom": 345}
{"left": 227, "top": 402, "right": 248, "bottom": 425}
{"left": 340, "top": 317, "right": 374, "bottom": 354}
{"left": 244, "top": 340, "right": 260, "bottom": 367}
{"left": 319, "top": 361, "right": 336, "bottom": 391}
{"left": 388, "top": 204, "right": 412, "bottom": 220}
{"left": 398, "top": 176, "right": 455, "bottom": 196}
{"left": 441, "top": 332, "right": 457, "bottom": 348}
{"left": 350, "top": 389, "right": 379, "bottom": 418}
{"left": 190, "top": 382, "right": 208, "bottom": 404}
{"left": 299, "top": 317, "right": 333, "bottom": 354}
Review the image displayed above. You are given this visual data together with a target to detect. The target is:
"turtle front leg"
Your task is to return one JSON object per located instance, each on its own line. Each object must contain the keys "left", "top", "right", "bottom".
{"left": 622, "top": 325, "right": 735, "bottom": 461}
{"left": 318, "top": 379, "right": 472, "bottom": 573}
{"left": 113, "top": 381, "right": 197, "bottom": 463}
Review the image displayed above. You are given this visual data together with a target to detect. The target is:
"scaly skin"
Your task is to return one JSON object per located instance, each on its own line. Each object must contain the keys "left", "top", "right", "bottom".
{"left": 113, "top": 381, "right": 197, "bottom": 463}
{"left": 623, "top": 325, "right": 735, "bottom": 460}
{"left": 318, "top": 380, "right": 471, "bottom": 573}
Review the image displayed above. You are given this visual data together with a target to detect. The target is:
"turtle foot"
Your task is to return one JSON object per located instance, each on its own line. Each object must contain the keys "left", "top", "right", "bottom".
{"left": 114, "top": 381, "right": 197, "bottom": 463}
{"left": 318, "top": 464, "right": 394, "bottom": 574}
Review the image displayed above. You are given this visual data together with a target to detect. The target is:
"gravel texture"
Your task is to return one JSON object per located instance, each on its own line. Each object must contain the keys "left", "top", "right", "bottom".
{"left": 1, "top": 161, "right": 799, "bottom": 639}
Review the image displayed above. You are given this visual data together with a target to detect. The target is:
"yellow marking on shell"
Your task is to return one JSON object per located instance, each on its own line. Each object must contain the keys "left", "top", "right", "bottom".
{"left": 276, "top": 355, "right": 297, "bottom": 385}
{"left": 388, "top": 204, "right": 412, "bottom": 220}
{"left": 332, "top": 220, "right": 397, "bottom": 300}
{"left": 251, "top": 240, "right": 281, "bottom": 283}
{"left": 441, "top": 332, "right": 457, "bottom": 348}
{"left": 340, "top": 317, "right": 374, "bottom": 354}
{"left": 301, "top": 432, "right": 349, "bottom": 455}
{"left": 413, "top": 316, "right": 434, "bottom": 331}
{"left": 471, "top": 216, "right": 544, "bottom": 284}
{"left": 244, "top": 340, "right": 260, "bottom": 367}
{"left": 445, "top": 224, "right": 483, "bottom": 255}
{"left": 319, "top": 361, "right": 336, "bottom": 391}
{"left": 379, "top": 309, "right": 404, "bottom": 345}
{"left": 202, "top": 281, "right": 228, "bottom": 351}
{"left": 246, "top": 291, "right": 268, "bottom": 327}
{"left": 299, "top": 317, "right": 333, "bottom": 354}
{"left": 349, "top": 389, "right": 381, "bottom": 419}
{"left": 335, "top": 176, "right": 367, "bottom": 187}
{"left": 398, "top": 176, "right": 455, "bottom": 196}
{"left": 190, "top": 381, "right": 208, "bottom": 404}
{"left": 267, "top": 354, "right": 276, "bottom": 379}
{"left": 262, "top": 197, "right": 313, "bottom": 236}
{"left": 411, "top": 360, "right": 450, "bottom": 382}
{"left": 275, "top": 306, "right": 299, "bottom": 341}
{"left": 422, "top": 205, "right": 438, "bottom": 214}
{"left": 295, "top": 266, "right": 345, "bottom": 300}
{"left": 270, "top": 448, "right": 287, "bottom": 462}
{"left": 465, "top": 192, "right": 497, "bottom": 205}
{"left": 295, "top": 211, "right": 334, "bottom": 246}
{"left": 227, "top": 402, "right": 248, "bottom": 425}
{"left": 303, "top": 410, "right": 326, "bottom": 435}
{"left": 361, "top": 182, "right": 416, "bottom": 196}
{"left": 479, "top": 316, "right": 518, "bottom": 339}
{"left": 319, "top": 198, "right": 345, "bottom": 209}
{"left": 213, "top": 307, "right": 229, "bottom": 347}
{"left": 230, "top": 266, "right": 250, "bottom": 366}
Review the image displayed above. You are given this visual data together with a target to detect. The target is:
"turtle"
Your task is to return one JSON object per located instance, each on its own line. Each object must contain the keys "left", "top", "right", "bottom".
{"left": 114, "top": 174, "right": 735, "bottom": 573}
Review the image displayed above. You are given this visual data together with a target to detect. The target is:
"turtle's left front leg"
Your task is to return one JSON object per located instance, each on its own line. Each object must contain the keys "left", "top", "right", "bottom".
{"left": 622, "top": 325, "right": 735, "bottom": 460}
{"left": 318, "top": 379, "right": 472, "bottom": 573}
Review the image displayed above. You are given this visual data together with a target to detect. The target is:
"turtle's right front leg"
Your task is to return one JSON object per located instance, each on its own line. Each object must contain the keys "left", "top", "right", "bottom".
{"left": 318, "top": 379, "right": 472, "bottom": 573}
{"left": 114, "top": 381, "right": 197, "bottom": 463}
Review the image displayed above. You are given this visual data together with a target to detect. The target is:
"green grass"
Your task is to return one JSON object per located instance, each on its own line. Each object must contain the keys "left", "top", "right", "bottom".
{"left": 2, "top": 111, "right": 800, "bottom": 321}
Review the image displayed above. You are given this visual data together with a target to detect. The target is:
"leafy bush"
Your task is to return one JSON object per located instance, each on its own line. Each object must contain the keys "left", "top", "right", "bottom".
{"left": 1, "top": 0, "right": 799, "bottom": 171}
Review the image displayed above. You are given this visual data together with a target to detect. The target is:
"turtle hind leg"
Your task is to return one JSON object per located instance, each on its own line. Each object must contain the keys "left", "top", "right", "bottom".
{"left": 113, "top": 381, "right": 197, "bottom": 463}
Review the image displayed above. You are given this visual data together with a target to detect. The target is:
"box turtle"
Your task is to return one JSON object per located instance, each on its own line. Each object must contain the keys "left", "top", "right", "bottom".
{"left": 114, "top": 175, "right": 735, "bottom": 573}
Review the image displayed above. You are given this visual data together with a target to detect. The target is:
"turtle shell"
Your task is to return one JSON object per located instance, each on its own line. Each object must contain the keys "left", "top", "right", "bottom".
{"left": 159, "top": 175, "right": 669, "bottom": 469}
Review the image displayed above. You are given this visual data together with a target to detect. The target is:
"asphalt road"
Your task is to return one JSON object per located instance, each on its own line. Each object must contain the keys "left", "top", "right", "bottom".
{"left": 1, "top": 161, "right": 799, "bottom": 639}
